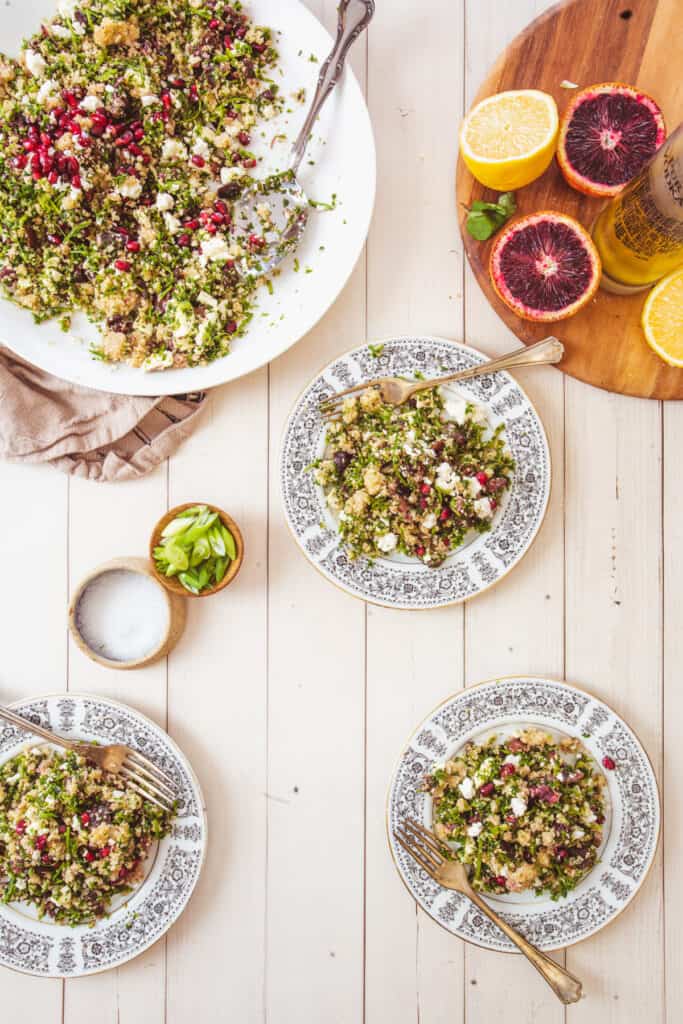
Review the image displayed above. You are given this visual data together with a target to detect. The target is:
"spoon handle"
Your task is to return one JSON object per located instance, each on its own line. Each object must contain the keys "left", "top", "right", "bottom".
{"left": 467, "top": 889, "right": 583, "bottom": 1005}
{"left": 289, "top": 0, "right": 375, "bottom": 175}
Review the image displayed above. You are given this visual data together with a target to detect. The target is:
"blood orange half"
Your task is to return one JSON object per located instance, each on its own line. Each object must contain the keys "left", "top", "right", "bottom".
{"left": 489, "top": 212, "right": 601, "bottom": 322}
{"left": 557, "top": 83, "right": 665, "bottom": 197}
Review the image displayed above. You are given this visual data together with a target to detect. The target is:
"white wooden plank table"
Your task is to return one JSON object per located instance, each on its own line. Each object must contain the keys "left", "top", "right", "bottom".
{"left": 0, "top": 1, "right": 674, "bottom": 1021}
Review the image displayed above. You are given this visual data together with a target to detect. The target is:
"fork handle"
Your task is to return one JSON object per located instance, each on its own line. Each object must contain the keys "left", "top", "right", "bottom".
{"left": 468, "top": 890, "right": 582, "bottom": 1004}
{"left": 408, "top": 336, "right": 564, "bottom": 396}
{"left": 0, "top": 703, "right": 79, "bottom": 753}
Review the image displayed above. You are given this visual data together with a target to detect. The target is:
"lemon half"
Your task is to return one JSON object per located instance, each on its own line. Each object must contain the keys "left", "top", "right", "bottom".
{"left": 460, "top": 90, "right": 559, "bottom": 191}
{"left": 641, "top": 267, "right": 683, "bottom": 366}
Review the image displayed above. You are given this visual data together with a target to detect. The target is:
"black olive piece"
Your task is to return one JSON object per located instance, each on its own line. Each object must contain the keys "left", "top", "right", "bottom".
{"left": 333, "top": 450, "right": 352, "bottom": 474}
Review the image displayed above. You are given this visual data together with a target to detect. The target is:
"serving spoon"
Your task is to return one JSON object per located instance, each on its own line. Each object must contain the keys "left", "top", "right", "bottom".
{"left": 229, "top": 0, "right": 375, "bottom": 276}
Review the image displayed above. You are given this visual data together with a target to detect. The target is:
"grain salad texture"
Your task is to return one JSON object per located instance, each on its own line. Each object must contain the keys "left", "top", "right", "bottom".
{"left": 312, "top": 386, "right": 514, "bottom": 566}
{"left": 425, "top": 730, "right": 607, "bottom": 900}
{"left": 0, "top": 0, "right": 284, "bottom": 369}
{"left": 0, "top": 746, "right": 173, "bottom": 926}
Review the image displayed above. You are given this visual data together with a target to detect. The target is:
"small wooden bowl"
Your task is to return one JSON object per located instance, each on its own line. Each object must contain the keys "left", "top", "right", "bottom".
{"left": 149, "top": 502, "right": 245, "bottom": 599}
{"left": 69, "top": 557, "right": 186, "bottom": 670}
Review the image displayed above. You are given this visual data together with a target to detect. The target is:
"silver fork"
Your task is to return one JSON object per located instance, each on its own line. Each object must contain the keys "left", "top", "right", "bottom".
{"left": 319, "top": 336, "right": 563, "bottom": 418}
{"left": 395, "top": 817, "right": 583, "bottom": 1005}
{"left": 0, "top": 703, "right": 176, "bottom": 812}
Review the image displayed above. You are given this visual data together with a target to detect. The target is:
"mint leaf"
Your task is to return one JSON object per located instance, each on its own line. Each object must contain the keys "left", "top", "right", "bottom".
{"left": 464, "top": 192, "right": 516, "bottom": 241}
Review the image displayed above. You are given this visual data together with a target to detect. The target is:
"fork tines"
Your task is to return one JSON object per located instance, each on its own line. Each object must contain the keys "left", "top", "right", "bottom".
{"left": 394, "top": 818, "right": 447, "bottom": 878}
{"left": 121, "top": 751, "right": 177, "bottom": 813}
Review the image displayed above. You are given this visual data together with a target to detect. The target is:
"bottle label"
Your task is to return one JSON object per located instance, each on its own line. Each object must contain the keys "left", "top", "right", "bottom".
{"left": 614, "top": 151, "right": 683, "bottom": 258}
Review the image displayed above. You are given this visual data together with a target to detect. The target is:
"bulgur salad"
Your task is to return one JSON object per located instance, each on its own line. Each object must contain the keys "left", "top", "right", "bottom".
{"left": 312, "top": 385, "right": 514, "bottom": 566}
{"left": 0, "top": 0, "right": 288, "bottom": 370}
{"left": 425, "top": 729, "right": 607, "bottom": 900}
{"left": 0, "top": 745, "right": 174, "bottom": 926}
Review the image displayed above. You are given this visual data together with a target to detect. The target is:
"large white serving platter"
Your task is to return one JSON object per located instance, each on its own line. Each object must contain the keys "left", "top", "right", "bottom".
{"left": 0, "top": 0, "right": 376, "bottom": 394}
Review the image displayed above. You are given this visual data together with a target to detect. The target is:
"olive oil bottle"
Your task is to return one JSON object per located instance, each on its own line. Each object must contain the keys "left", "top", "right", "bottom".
{"left": 593, "top": 123, "right": 683, "bottom": 293}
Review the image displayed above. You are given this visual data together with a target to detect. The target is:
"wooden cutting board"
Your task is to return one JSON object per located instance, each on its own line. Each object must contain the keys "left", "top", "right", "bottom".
{"left": 456, "top": 0, "right": 683, "bottom": 400}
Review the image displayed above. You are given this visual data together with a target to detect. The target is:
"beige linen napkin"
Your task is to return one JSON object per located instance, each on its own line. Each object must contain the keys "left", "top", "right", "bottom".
{"left": 0, "top": 347, "right": 206, "bottom": 482}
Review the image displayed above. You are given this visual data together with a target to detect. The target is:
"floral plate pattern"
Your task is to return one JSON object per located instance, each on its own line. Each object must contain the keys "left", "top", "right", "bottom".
{"left": 0, "top": 694, "right": 207, "bottom": 978}
{"left": 280, "top": 337, "right": 551, "bottom": 609}
{"left": 387, "top": 677, "right": 660, "bottom": 953}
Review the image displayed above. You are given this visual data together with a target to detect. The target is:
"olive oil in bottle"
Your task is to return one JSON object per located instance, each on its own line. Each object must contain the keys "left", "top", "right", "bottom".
{"left": 593, "top": 123, "right": 683, "bottom": 293}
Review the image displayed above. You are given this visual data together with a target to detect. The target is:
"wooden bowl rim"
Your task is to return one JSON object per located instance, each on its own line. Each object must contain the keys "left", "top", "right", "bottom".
{"left": 149, "top": 502, "right": 245, "bottom": 599}
{"left": 68, "top": 556, "right": 186, "bottom": 670}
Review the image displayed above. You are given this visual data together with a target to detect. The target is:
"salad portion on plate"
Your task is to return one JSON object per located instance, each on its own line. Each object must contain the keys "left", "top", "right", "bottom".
{"left": 312, "top": 382, "right": 514, "bottom": 567}
{"left": 387, "top": 677, "right": 660, "bottom": 953}
{"left": 281, "top": 336, "right": 550, "bottom": 609}
{"left": 0, "top": 693, "right": 206, "bottom": 978}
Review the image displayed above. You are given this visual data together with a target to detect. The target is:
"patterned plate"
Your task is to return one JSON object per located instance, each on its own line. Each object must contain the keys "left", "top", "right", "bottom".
{"left": 0, "top": 694, "right": 207, "bottom": 978}
{"left": 280, "top": 337, "right": 551, "bottom": 609}
{"left": 387, "top": 677, "right": 660, "bottom": 953}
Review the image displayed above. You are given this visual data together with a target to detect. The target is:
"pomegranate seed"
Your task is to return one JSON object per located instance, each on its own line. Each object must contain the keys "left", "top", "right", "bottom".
{"left": 494, "top": 875, "right": 507, "bottom": 888}
{"left": 133, "top": 127, "right": 145, "bottom": 141}
{"left": 177, "top": 234, "right": 191, "bottom": 247}
{"left": 90, "top": 122, "right": 106, "bottom": 137}
{"left": 118, "top": 867, "right": 128, "bottom": 880}
{"left": 214, "top": 199, "right": 228, "bottom": 214}
{"left": 443, "top": 537, "right": 450, "bottom": 548}
{"left": 476, "top": 471, "right": 488, "bottom": 485}
{"left": 126, "top": 240, "right": 141, "bottom": 252}
{"left": 505, "top": 814, "right": 517, "bottom": 824}
{"left": 416, "top": 545, "right": 425, "bottom": 557}
{"left": 35, "top": 834, "right": 48, "bottom": 850}
{"left": 128, "top": 142, "right": 143, "bottom": 157}
{"left": 142, "top": 153, "right": 152, "bottom": 165}
{"left": 508, "top": 738, "right": 525, "bottom": 752}
{"left": 30, "top": 153, "right": 41, "bottom": 170}
{"left": 15, "top": 819, "right": 26, "bottom": 834}
{"left": 183, "top": 219, "right": 200, "bottom": 230}
{"left": 490, "top": 499, "right": 498, "bottom": 511}
{"left": 420, "top": 483, "right": 431, "bottom": 495}
{"left": 169, "top": 77, "right": 185, "bottom": 88}
{"left": 251, "top": 42, "right": 267, "bottom": 54}
{"left": 62, "top": 90, "right": 77, "bottom": 108}
{"left": 602, "top": 755, "right": 616, "bottom": 771}
{"left": 191, "top": 154, "right": 206, "bottom": 168}
{"left": 52, "top": 106, "right": 65, "bottom": 120}
{"left": 161, "top": 92, "right": 172, "bottom": 109}
{"left": 78, "top": 136, "right": 92, "bottom": 149}
{"left": 80, "top": 812, "right": 90, "bottom": 826}
{"left": 199, "top": 210, "right": 211, "bottom": 224}
{"left": 24, "top": 140, "right": 38, "bottom": 152}
{"left": 85, "top": 850, "right": 95, "bottom": 862}
{"left": 47, "top": 234, "right": 62, "bottom": 246}
{"left": 500, "top": 763, "right": 516, "bottom": 778}
{"left": 249, "top": 234, "right": 264, "bottom": 248}
{"left": 554, "top": 847, "right": 568, "bottom": 861}
{"left": 12, "top": 155, "right": 28, "bottom": 169}
{"left": 224, "top": 36, "right": 233, "bottom": 49}
{"left": 242, "top": 157, "right": 257, "bottom": 168}
{"left": 237, "top": 131, "right": 251, "bottom": 146}
{"left": 32, "top": 169, "right": 43, "bottom": 181}
{"left": 206, "top": 222, "right": 217, "bottom": 234}
{"left": 439, "top": 508, "right": 451, "bottom": 521}
{"left": 189, "top": 84, "right": 199, "bottom": 101}
{"left": 226, "top": 321, "right": 237, "bottom": 333}
{"left": 58, "top": 824, "right": 66, "bottom": 834}
{"left": 419, "top": 497, "right": 428, "bottom": 509}
{"left": 479, "top": 782, "right": 495, "bottom": 797}
{"left": 100, "top": 846, "right": 111, "bottom": 859}
{"left": 71, "top": 174, "right": 82, "bottom": 189}
{"left": 115, "top": 131, "right": 133, "bottom": 148}
{"left": 113, "top": 226, "right": 129, "bottom": 237}
{"left": 209, "top": 18, "right": 220, "bottom": 28}
{"left": 211, "top": 211, "right": 225, "bottom": 224}
{"left": 115, "top": 259, "right": 131, "bottom": 272}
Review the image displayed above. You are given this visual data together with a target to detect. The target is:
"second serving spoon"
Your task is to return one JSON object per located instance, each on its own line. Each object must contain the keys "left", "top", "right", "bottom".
{"left": 229, "top": 0, "right": 375, "bottom": 276}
